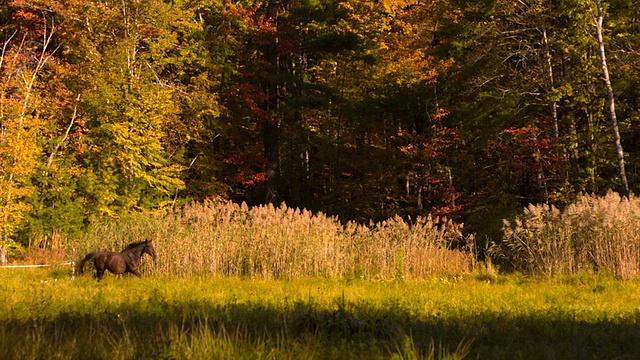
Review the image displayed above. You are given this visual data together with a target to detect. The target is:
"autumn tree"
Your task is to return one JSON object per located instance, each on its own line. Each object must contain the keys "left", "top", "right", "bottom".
{"left": 0, "top": 6, "right": 55, "bottom": 242}
{"left": 3, "top": 0, "right": 224, "bottom": 243}
{"left": 53, "top": 0, "right": 218, "bottom": 219}
{"left": 211, "top": 0, "right": 379, "bottom": 211}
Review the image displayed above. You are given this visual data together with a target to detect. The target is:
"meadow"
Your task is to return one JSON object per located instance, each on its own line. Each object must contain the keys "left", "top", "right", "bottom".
{"left": 4, "top": 193, "right": 640, "bottom": 359}
{"left": 2, "top": 268, "right": 640, "bottom": 359}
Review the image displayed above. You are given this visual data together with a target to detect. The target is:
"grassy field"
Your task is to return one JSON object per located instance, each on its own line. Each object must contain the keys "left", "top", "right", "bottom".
{"left": 5, "top": 196, "right": 640, "bottom": 359}
{"left": 2, "top": 267, "right": 640, "bottom": 359}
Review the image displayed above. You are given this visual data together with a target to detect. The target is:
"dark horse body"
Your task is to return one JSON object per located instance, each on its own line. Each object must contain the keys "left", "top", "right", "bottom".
{"left": 78, "top": 239, "right": 156, "bottom": 280}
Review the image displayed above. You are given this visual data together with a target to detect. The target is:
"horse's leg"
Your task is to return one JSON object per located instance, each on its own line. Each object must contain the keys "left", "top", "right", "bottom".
{"left": 95, "top": 260, "right": 105, "bottom": 281}
{"left": 130, "top": 268, "right": 141, "bottom": 277}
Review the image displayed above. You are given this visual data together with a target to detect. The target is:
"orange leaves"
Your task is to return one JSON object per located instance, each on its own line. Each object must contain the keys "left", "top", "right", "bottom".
{"left": 434, "top": 107, "right": 450, "bottom": 120}
{"left": 398, "top": 125, "right": 460, "bottom": 160}
{"left": 12, "top": 9, "right": 40, "bottom": 22}
{"left": 361, "top": 1, "right": 456, "bottom": 86}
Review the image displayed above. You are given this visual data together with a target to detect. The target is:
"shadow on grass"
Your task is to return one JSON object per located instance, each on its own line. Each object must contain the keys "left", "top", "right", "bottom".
{"left": 1, "top": 299, "right": 639, "bottom": 359}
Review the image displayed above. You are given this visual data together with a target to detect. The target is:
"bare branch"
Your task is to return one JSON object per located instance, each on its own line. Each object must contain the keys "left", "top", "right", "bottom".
{"left": 47, "top": 94, "right": 81, "bottom": 168}
{"left": 0, "top": 30, "right": 18, "bottom": 73}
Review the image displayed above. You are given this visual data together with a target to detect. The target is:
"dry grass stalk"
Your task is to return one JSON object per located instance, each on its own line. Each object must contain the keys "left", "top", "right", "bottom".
{"left": 492, "top": 191, "right": 640, "bottom": 278}
{"left": 71, "top": 201, "right": 475, "bottom": 280}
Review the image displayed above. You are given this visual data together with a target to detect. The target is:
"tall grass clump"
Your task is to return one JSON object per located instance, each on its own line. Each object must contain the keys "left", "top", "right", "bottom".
{"left": 491, "top": 191, "right": 640, "bottom": 278}
{"left": 70, "top": 201, "right": 474, "bottom": 279}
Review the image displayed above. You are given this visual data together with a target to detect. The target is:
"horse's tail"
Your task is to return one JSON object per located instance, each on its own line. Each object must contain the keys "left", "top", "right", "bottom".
{"left": 78, "top": 252, "right": 96, "bottom": 274}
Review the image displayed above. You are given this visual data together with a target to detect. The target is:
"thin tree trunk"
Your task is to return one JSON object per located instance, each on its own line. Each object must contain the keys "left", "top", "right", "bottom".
{"left": 263, "top": 0, "right": 281, "bottom": 204}
{"left": 585, "top": 108, "right": 598, "bottom": 192}
{"left": 594, "top": 0, "right": 629, "bottom": 197}
{"left": 542, "top": 28, "right": 559, "bottom": 139}
{"left": 562, "top": 48, "right": 580, "bottom": 176}
{"left": 532, "top": 131, "right": 550, "bottom": 204}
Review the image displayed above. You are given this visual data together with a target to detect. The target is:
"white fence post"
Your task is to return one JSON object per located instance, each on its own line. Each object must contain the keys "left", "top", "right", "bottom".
{"left": 0, "top": 247, "right": 6, "bottom": 266}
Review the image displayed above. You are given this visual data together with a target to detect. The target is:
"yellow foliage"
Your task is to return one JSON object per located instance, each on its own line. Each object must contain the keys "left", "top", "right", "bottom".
{"left": 0, "top": 21, "right": 53, "bottom": 241}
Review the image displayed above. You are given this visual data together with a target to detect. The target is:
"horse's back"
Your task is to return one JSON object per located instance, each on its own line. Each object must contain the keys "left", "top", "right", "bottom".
{"left": 82, "top": 251, "right": 98, "bottom": 259}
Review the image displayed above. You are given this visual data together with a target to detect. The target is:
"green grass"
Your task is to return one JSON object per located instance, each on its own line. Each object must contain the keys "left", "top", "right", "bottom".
{"left": 1, "top": 268, "right": 640, "bottom": 359}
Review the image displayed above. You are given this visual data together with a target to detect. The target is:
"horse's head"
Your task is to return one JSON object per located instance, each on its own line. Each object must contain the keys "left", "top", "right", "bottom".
{"left": 144, "top": 239, "right": 157, "bottom": 260}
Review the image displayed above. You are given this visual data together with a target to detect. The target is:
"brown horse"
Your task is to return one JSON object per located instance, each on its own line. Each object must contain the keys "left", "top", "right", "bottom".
{"left": 78, "top": 239, "right": 157, "bottom": 280}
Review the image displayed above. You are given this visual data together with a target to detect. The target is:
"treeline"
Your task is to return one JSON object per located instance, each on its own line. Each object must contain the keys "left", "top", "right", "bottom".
{"left": 1, "top": 0, "right": 638, "bottom": 246}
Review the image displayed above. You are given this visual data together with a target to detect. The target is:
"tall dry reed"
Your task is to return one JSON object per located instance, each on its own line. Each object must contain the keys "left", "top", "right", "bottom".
{"left": 491, "top": 191, "right": 640, "bottom": 279}
{"left": 70, "top": 201, "right": 475, "bottom": 279}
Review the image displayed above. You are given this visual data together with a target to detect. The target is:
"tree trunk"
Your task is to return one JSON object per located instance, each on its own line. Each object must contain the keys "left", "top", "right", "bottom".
{"left": 585, "top": 108, "right": 598, "bottom": 192}
{"left": 594, "top": 0, "right": 629, "bottom": 197}
{"left": 561, "top": 48, "right": 580, "bottom": 176}
{"left": 264, "top": 118, "right": 279, "bottom": 204}
{"left": 542, "top": 28, "right": 559, "bottom": 139}
{"left": 263, "top": 0, "right": 282, "bottom": 204}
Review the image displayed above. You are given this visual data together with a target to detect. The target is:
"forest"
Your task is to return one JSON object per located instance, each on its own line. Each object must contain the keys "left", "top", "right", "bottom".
{"left": 1, "top": 0, "right": 639, "bottom": 249}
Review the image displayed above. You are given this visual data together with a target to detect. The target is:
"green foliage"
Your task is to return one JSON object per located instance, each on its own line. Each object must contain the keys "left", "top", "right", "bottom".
{"left": 21, "top": 164, "right": 86, "bottom": 243}
{"left": 81, "top": 77, "right": 185, "bottom": 216}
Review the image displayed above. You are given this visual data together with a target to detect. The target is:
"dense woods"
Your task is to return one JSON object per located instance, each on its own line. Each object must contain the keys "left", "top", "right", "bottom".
{"left": 1, "top": 0, "right": 639, "bottom": 248}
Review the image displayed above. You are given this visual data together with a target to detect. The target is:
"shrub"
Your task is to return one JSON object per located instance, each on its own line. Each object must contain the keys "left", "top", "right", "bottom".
{"left": 490, "top": 191, "right": 640, "bottom": 279}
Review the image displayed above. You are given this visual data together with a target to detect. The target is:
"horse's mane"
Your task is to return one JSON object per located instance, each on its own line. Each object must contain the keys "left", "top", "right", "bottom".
{"left": 123, "top": 240, "right": 147, "bottom": 251}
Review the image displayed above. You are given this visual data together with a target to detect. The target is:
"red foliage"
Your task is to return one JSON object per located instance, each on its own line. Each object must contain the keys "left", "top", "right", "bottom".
{"left": 226, "top": 169, "right": 267, "bottom": 186}
{"left": 489, "top": 124, "right": 564, "bottom": 176}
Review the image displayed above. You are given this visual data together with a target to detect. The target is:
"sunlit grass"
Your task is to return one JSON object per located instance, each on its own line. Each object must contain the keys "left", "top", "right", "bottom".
{"left": 1, "top": 268, "right": 640, "bottom": 359}
{"left": 67, "top": 201, "right": 474, "bottom": 280}
{"left": 494, "top": 191, "right": 640, "bottom": 278}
